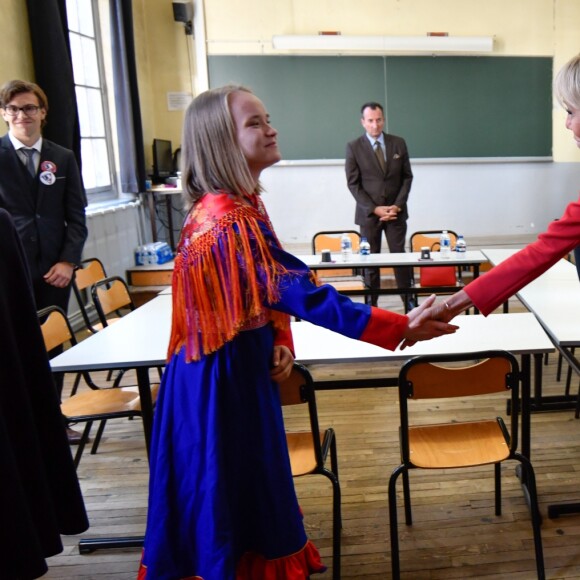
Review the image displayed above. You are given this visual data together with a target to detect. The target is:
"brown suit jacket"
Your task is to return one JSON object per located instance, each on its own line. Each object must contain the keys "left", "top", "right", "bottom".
{"left": 345, "top": 132, "right": 413, "bottom": 228}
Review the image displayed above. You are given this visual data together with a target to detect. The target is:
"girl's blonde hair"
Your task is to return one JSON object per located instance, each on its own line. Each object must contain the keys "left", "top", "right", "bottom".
{"left": 180, "top": 85, "right": 261, "bottom": 208}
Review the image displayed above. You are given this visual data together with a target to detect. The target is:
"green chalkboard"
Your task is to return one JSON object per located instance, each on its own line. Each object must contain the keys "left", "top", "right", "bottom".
{"left": 208, "top": 55, "right": 552, "bottom": 159}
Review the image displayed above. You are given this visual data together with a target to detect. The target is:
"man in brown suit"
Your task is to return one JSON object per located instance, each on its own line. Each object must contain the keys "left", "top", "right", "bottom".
{"left": 345, "top": 101, "right": 413, "bottom": 308}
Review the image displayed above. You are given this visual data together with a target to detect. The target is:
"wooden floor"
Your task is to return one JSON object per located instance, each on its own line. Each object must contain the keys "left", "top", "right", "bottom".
{"left": 44, "top": 295, "right": 580, "bottom": 579}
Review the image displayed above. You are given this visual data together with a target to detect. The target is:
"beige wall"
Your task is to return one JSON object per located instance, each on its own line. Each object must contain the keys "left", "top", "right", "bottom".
{"left": 135, "top": 0, "right": 193, "bottom": 172}
{"left": 204, "top": 0, "right": 556, "bottom": 56}
{"left": 0, "top": 0, "right": 34, "bottom": 88}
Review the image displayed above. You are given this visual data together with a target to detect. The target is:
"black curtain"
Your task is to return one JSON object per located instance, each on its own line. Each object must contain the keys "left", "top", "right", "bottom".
{"left": 25, "top": 0, "right": 82, "bottom": 170}
{"left": 26, "top": 0, "right": 146, "bottom": 193}
{"left": 110, "top": 0, "right": 146, "bottom": 193}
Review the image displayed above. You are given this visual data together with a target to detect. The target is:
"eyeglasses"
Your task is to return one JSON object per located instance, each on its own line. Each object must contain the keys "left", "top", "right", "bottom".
{"left": 2, "top": 105, "right": 42, "bottom": 117}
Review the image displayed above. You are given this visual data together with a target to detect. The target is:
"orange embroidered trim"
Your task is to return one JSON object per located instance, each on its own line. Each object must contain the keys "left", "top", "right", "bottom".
{"left": 168, "top": 200, "right": 291, "bottom": 362}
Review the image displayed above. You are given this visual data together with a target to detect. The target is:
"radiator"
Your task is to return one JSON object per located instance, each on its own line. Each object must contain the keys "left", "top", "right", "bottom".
{"left": 84, "top": 199, "right": 146, "bottom": 278}
{"left": 68, "top": 199, "right": 146, "bottom": 329}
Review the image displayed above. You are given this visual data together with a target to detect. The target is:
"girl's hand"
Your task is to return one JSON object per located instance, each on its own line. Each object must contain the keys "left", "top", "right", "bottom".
{"left": 270, "top": 345, "right": 294, "bottom": 382}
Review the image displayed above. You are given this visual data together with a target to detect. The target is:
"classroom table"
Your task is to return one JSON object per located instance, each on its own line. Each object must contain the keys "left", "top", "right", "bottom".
{"left": 131, "top": 250, "right": 488, "bottom": 308}
{"left": 50, "top": 294, "right": 552, "bottom": 551}
{"left": 296, "top": 249, "right": 487, "bottom": 313}
{"left": 483, "top": 249, "right": 580, "bottom": 518}
{"left": 299, "top": 249, "right": 486, "bottom": 272}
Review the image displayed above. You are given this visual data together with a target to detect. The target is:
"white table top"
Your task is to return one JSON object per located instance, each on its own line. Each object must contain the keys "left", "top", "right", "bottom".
{"left": 483, "top": 248, "right": 578, "bottom": 281}
{"left": 51, "top": 294, "right": 173, "bottom": 372}
{"left": 482, "top": 248, "right": 580, "bottom": 346}
{"left": 293, "top": 313, "right": 553, "bottom": 365}
{"left": 51, "top": 291, "right": 552, "bottom": 373}
{"left": 149, "top": 185, "right": 182, "bottom": 196}
{"left": 297, "top": 250, "right": 487, "bottom": 269}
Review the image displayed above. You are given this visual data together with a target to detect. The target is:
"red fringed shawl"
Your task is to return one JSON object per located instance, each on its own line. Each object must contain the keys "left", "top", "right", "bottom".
{"left": 168, "top": 191, "right": 292, "bottom": 362}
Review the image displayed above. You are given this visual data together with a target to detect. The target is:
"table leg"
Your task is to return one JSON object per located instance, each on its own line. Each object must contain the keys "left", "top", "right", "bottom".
{"left": 145, "top": 192, "right": 157, "bottom": 243}
{"left": 166, "top": 195, "right": 175, "bottom": 251}
{"left": 77, "top": 366, "right": 153, "bottom": 553}
{"left": 545, "top": 346, "right": 580, "bottom": 518}
{"left": 527, "top": 344, "right": 580, "bottom": 412}
{"left": 515, "top": 354, "right": 535, "bottom": 510}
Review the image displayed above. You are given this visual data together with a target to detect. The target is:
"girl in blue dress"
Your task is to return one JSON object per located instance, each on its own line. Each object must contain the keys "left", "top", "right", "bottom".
{"left": 139, "top": 85, "right": 457, "bottom": 580}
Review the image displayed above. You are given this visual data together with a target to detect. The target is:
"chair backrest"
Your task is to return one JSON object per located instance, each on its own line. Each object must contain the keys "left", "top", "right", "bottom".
{"left": 410, "top": 230, "right": 459, "bottom": 252}
{"left": 74, "top": 258, "right": 107, "bottom": 292}
{"left": 410, "top": 230, "right": 461, "bottom": 287}
{"left": 72, "top": 258, "right": 108, "bottom": 332}
{"left": 312, "top": 230, "right": 361, "bottom": 254}
{"left": 91, "top": 275, "right": 135, "bottom": 327}
{"left": 398, "top": 350, "right": 520, "bottom": 453}
{"left": 38, "top": 305, "right": 77, "bottom": 352}
{"left": 278, "top": 362, "right": 325, "bottom": 466}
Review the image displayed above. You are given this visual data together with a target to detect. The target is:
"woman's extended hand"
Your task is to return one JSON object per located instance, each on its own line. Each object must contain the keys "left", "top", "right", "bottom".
{"left": 270, "top": 345, "right": 295, "bottom": 383}
{"left": 400, "top": 294, "right": 459, "bottom": 350}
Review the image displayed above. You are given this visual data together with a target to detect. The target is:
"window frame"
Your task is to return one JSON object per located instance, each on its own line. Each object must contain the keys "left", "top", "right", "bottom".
{"left": 67, "top": 0, "right": 119, "bottom": 204}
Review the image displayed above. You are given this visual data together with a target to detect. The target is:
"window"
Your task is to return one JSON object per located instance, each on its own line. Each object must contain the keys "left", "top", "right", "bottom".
{"left": 67, "top": 0, "right": 117, "bottom": 202}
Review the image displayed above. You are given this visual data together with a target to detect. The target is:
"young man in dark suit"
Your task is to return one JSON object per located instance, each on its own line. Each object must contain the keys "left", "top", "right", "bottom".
{"left": 0, "top": 80, "right": 88, "bottom": 443}
{"left": 345, "top": 102, "right": 414, "bottom": 308}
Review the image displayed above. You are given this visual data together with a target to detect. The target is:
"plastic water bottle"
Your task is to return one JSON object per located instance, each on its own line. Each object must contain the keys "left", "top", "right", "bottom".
{"left": 455, "top": 234, "right": 467, "bottom": 257}
{"left": 359, "top": 237, "right": 371, "bottom": 260}
{"left": 341, "top": 233, "right": 353, "bottom": 262}
{"left": 439, "top": 230, "right": 451, "bottom": 259}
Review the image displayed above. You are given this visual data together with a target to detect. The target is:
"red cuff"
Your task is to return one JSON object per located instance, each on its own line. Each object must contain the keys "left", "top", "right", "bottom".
{"left": 274, "top": 326, "right": 295, "bottom": 357}
{"left": 360, "top": 307, "right": 408, "bottom": 351}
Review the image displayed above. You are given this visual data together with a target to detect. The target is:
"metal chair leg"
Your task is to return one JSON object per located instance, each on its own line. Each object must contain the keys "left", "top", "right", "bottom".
{"left": 516, "top": 454, "right": 545, "bottom": 579}
{"left": 91, "top": 419, "right": 108, "bottom": 454}
{"left": 494, "top": 462, "right": 502, "bottom": 516}
{"left": 73, "top": 421, "right": 93, "bottom": 468}
{"left": 388, "top": 466, "right": 406, "bottom": 580}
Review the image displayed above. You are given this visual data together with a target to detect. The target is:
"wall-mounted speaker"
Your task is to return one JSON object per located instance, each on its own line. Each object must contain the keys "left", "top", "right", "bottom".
{"left": 172, "top": 1, "right": 193, "bottom": 35}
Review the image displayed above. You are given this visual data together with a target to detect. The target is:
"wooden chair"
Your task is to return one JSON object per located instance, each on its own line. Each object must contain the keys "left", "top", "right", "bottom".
{"left": 410, "top": 228, "right": 463, "bottom": 284}
{"left": 38, "top": 305, "right": 159, "bottom": 467}
{"left": 72, "top": 257, "right": 109, "bottom": 334}
{"left": 388, "top": 350, "right": 545, "bottom": 580}
{"left": 279, "top": 363, "right": 341, "bottom": 579}
{"left": 91, "top": 275, "right": 136, "bottom": 328}
{"left": 409, "top": 229, "right": 467, "bottom": 309}
{"left": 92, "top": 275, "right": 164, "bottom": 384}
{"left": 311, "top": 230, "right": 366, "bottom": 293}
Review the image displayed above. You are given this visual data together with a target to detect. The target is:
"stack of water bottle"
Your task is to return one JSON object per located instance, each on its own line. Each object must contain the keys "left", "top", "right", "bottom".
{"left": 341, "top": 233, "right": 371, "bottom": 261}
{"left": 439, "top": 230, "right": 466, "bottom": 258}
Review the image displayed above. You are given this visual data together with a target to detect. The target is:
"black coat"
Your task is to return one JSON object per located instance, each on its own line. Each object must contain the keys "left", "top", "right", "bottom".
{"left": 0, "top": 208, "right": 88, "bottom": 579}
{"left": 0, "top": 134, "right": 87, "bottom": 282}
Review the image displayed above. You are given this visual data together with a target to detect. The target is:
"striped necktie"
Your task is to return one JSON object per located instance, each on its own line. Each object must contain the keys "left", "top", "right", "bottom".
{"left": 374, "top": 141, "right": 385, "bottom": 172}
{"left": 22, "top": 148, "right": 36, "bottom": 177}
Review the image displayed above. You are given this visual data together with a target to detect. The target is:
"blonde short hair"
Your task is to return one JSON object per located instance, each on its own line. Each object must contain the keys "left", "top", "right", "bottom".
{"left": 554, "top": 53, "right": 580, "bottom": 111}
{"left": 180, "top": 85, "right": 261, "bottom": 208}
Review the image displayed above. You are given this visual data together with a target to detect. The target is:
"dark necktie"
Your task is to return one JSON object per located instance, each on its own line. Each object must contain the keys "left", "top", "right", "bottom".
{"left": 374, "top": 141, "right": 385, "bottom": 172}
{"left": 22, "top": 148, "right": 36, "bottom": 177}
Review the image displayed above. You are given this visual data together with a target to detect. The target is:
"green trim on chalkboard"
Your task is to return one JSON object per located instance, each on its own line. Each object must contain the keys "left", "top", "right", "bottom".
{"left": 208, "top": 55, "right": 552, "bottom": 160}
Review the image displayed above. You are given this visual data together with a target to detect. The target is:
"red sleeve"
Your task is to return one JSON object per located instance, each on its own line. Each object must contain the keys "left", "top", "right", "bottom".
{"left": 359, "top": 307, "right": 408, "bottom": 351}
{"left": 465, "top": 195, "right": 580, "bottom": 315}
{"left": 274, "top": 326, "right": 295, "bottom": 357}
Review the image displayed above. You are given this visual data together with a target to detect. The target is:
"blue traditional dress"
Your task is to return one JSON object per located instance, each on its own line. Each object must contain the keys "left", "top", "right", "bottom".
{"left": 139, "top": 191, "right": 408, "bottom": 579}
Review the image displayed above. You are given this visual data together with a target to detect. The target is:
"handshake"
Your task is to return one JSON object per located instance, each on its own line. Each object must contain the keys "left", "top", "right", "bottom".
{"left": 399, "top": 291, "right": 472, "bottom": 349}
